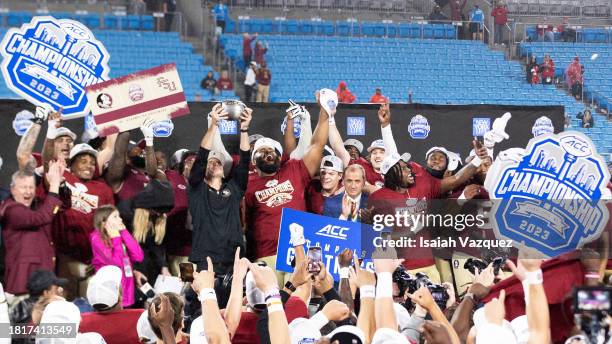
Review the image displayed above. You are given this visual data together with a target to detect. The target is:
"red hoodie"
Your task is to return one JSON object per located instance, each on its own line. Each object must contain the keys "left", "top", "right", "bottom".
{"left": 336, "top": 81, "right": 356, "bottom": 103}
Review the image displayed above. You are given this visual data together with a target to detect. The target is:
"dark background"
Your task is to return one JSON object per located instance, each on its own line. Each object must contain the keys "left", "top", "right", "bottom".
{"left": 0, "top": 100, "right": 564, "bottom": 183}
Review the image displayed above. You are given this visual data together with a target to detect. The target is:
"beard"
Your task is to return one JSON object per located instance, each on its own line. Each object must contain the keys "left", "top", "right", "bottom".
{"left": 256, "top": 156, "right": 280, "bottom": 174}
{"left": 130, "top": 156, "right": 146, "bottom": 169}
{"left": 426, "top": 166, "right": 446, "bottom": 179}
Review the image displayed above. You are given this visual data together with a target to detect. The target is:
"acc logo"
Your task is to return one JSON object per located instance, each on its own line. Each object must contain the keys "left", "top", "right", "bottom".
{"left": 532, "top": 116, "right": 554, "bottom": 137}
{"left": 12, "top": 110, "right": 34, "bottom": 136}
{"left": 317, "top": 224, "right": 349, "bottom": 240}
{"left": 484, "top": 131, "right": 611, "bottom": 257}
{"left": 219, "top": 119, "right": 237, "bottom": 135}
{"left": 0, "top": 16, "right": 110, "bottom": 119}
{"left": 152, "top": 119, "right": 174, "bottom": 137}
{"left": 280, "top": 115, "right": 301, "bottom": 138}
{"left": 472, "top": 117, "right": 490, "bottom": 137}
{"left": 408, "top": 114, "right": 430, "bottom": 139}
{"left": 347, "top": 116, "right": 365, "bottom": 136}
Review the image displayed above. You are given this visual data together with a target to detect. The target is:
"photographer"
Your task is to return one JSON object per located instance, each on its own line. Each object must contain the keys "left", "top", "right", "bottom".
{"left": 188, "top": 103, "right": 252, "bottom": 305}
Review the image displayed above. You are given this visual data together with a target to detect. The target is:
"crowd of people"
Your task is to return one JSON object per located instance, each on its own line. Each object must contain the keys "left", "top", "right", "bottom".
{"left": 0, "top": 91, "right": 610, "bottom": 344}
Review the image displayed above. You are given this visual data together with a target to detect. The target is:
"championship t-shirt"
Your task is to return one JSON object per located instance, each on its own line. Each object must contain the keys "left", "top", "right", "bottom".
{"left": 165, "top": 170, "right": 191, "bottom": 257}
{"left": 116, "top": 167, "right": 150, "bottom": 202}
{"left": 350, "top": 158, "right": 384, "bottom": 188}
{"left": 53, "top": 171, "right": 115, "bottom": 263}
{"left": 245, "top": 159, "right": 311, "bottom": 259}
{"left": 367, "top": 173, "right": 441, "bottom": 269}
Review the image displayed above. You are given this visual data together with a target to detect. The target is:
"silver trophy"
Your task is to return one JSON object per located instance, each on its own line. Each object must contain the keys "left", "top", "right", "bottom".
{"left": 221, "top": 100, "right": 246, "bottom": 121}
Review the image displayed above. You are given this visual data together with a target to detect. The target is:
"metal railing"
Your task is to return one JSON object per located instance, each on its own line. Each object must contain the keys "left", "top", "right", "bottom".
{"left": 205, "top": 0, "right": 438, "bottom": 16}
{"left": 512, "top": 21, "right": 612, "bottom": 45}
{"left": 503, "top": 0, "right": 611, "bottom": 18}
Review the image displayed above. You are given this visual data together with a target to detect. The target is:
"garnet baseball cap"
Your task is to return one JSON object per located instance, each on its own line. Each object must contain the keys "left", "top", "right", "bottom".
{"left": 86, "top": 265, "right": 122, "bottom": 310}
{"left": 344, "top": 139, "right": 364, "bottom": 154}
{"left": 27, "top": 270, "right": 68, "bottom": 296}
{"left": 380, "top": 152, "right": 412, "bottom": 175}
{"left": 320, "top": 155, "right": 344, "bottom": 173}
{"left": 50, "top": 127, "right": 77, "bottom": 141}
{"left": 69, "top": 143, "right": 98, "bottom": 161}
{"left": 367, "top": 139, "right": 386, "bottom": 153}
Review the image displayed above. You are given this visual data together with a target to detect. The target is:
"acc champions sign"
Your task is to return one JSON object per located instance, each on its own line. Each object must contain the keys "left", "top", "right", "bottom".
{"left": 1, "top": 16, "right": 110, "bottom": 119}
{"left": 485, "top": 131, "right": 611, "bottom": 257}
{"left": 277, "top": 208, "right": 376, "bottom": 281}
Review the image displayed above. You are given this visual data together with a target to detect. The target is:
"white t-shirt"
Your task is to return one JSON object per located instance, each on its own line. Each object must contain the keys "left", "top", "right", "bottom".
{"left": 244, "top": 68, "right": 256, "bottom": 86}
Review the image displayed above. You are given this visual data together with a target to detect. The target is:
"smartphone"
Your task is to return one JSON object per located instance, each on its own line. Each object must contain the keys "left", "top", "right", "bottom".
{"left": 307, "top": 246, "right": 322, "bottom": 274}
{"left": 179, "top": 263, "right": 194, "bottom": 283}
{"left": 574, "top": 286, "right": 612, "bottom": 313}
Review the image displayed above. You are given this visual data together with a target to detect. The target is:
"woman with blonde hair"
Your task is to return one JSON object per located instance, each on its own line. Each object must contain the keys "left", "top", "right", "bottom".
{"left": 90, "top": 205, "right": 144, "bottom": 307}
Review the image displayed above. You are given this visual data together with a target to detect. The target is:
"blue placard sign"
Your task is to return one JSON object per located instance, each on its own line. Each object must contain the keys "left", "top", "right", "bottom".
{"left": 1, "top": 16, "right": 110, "bottom": 119}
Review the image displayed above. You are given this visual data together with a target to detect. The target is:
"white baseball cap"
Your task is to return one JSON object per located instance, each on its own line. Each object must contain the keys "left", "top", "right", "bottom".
{"left": 251, "top": 137, "right": 283, "bottom": 162}
{"left": 87, "top": 265, "right": 122, "bottom": 309}
{"left": 170, "top": 149, "right": 189, "bottom": 167}
{"left": 245, "top": 271, "right": 265, "bottom": 309}
{"left": 344, "top": 139, "right": 364, "bottom": 154}
{"left": 393, "top": 303, "right": 411, "bottom": 331}
{"left": 248, "top": 134, "right": 264, "bottom": 145}
{"left": 39, "top": 300, "right": 81, "bottom": 332}
{"left": 371, "top": 328, "right": 409, "bottom": 344}
{"left": 137, "top": 310, "right": 158, "bottom": 344}
{"left": 320, "top": 155, "right": 344, "bottom": 173}
{"left": 380, "top": 152, "right": 412, "bottom": 175}
{"left": 207, "top": 150, "right": 226, "bottom": 167}
{"left": 367, "top": 139, "right": 386, "bottom": 153}
{"left": 50, "top": 127, "right": 77, "bottom": 141}
{"left": 473, "top": 307, "right": 517, "bottom": 344}
{"left": 446, "top": 151, "right": 462, "bottom": 171}
{"left": 425, "top": 146, "right": 449, "bottom": 160}
{"left": 69, "top": 143, "right": 98, "bottom": 161}
{"left": 328, "top": 325, "right": 366, "bottom": 344}
{"left": 288, "top": 318, "right": 321, "bottom": 344}
{"left": 75, "top": 332, "right": 106, "bottom": 344}
{"left": 189, "top": 315, "right": 208, "bottom": 344}
{"left": 318, "top": 88, "right": 338, "bottom": 116}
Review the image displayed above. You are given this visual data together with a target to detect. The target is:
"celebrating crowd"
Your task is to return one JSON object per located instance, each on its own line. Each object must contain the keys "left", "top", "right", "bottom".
{"left": 0, "top": 90, "right": 610, "bottom": 344}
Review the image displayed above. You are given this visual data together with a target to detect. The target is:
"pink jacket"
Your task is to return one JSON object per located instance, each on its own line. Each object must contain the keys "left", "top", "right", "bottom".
{"left": 90, "top": 230, "right": 144, "bottom": 307}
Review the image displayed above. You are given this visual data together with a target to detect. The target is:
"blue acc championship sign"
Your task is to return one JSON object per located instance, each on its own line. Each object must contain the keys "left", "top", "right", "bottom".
{"left": 0, "top": 16, "right": 110, "bottom": 119}
{"left": 485, "top": 131, "right": 611, "bottom": 257}
{"left": 277, "top": 208, "right": 374, "bottom": 281}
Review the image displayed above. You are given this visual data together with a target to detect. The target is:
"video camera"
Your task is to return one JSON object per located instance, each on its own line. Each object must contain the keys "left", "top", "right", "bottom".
{"left": 463, "top": 256, "right": 506, "bottom": 276}
{"left": 392, "top": 266, "right": 449, "bottom": 311}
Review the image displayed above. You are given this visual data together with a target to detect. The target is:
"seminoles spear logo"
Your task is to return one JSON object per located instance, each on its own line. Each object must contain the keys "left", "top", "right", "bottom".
{"left": 485, "top": 131, "right": 610, "bottom": 257}
{"left": 0, "top": 16, "right": 110, "bottom": 118}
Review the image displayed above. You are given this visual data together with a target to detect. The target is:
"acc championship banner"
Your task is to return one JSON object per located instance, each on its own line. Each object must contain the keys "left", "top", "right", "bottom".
{"left": 277, "top": 208, "right": 377, "bottom": 281}
{"left": 86, "top": 63, "right": 189, "bottom": 137}
{"left": 0, "top": 16, "right": 110, "bottom": 119}
{"left": 485, "top": 131, "right": 611, "bottom": 257}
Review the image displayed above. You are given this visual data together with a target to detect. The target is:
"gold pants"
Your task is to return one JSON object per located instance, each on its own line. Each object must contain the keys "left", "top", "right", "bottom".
{"left": 256, "top": 84, "right": 270, "bottom": 103}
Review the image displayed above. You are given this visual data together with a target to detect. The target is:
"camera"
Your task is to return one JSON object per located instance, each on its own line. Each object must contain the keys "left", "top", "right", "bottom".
{"left": 573, "top": 286, "right": 612, "bottom": 344}
{"left": 464, "top": 256, "right": 506, "bottom": 276}
{"left": 221, "top": 100, "right": 245, "bottom": 121}
{"left": 392, "top": 266, "right": 449, "bottom": 310}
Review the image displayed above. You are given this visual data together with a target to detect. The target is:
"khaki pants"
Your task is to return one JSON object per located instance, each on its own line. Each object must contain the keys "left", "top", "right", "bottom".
{"left": 57, "top": 253, "right": 92, "bottom": 299}
{"left": 255, "top": 255, "right": 291, "bottom": 288}
{"left": 168, "top": 255, "right": 190, "bottom": 277}
{"left": 256, "top": 84, "right": 270, "bottom": 103}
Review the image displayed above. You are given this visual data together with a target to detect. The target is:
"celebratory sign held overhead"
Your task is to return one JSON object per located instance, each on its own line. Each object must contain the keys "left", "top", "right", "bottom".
{"left": 86, "top": 63, "right": 190, "bottom": 137}
{"left": 485, "top": 131, "right": 612, "bottom": 257}
{"left": 0, "top": 16, "right": 110, "bottom": 119}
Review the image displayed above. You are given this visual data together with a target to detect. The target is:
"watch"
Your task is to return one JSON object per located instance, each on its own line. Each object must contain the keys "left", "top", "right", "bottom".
{"left": 284, "top": 280, "right": 296, "bottom": 292}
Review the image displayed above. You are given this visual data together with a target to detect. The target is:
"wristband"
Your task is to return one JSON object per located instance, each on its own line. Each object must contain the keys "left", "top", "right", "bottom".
{"left": 144, "top": 137, "right": 154, "bottom": 147}
{"left": 266, "top": 295, "right": 283, "bottom": 314}
{"left": 46, "top": 120, "right": 58, "bottom": 139}
{"left": 339, "top": 267, "right": 350, "bottom": 279}
{"left": 524, "top": 269, "right": 543, "bottom": 285}
{"left": 360, "top": 285, "right": 375, "bottom": 299}
{"left": 464, "top": 292, "right": 477, "bottom": 303}
{"left": 198, "top": 288, "right": 217, "bottom": 302}
{"left": 284, "top": 281, "right": 296, "bottom": 292}
{"left": 585, "top": 272, "right": 601, "bottom": 280}
{"left": 328, "top": 116, "right": 336, "bottom": 126}
{"left": 309, "top": 311, "right": 329, "bottom": 329}
{"left": 470, "top": 155, "right": 483, "bottom": 168}
{"left": 240, "top": 128, "right": 249, "bottom": 132}
{"left": 375, "top": 272, "right": 393, "bottom": 299}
